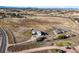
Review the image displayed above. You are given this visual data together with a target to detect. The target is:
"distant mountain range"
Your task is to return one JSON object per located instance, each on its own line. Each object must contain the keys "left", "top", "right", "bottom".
{"left": 0, "top": 6, "right": 79, "bottom": 10}
{"left": 0, "top": 6, "right": 21, "bottom": 8}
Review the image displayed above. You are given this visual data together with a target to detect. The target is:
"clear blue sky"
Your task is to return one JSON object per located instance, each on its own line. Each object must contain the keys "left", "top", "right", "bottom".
{"left": 0, "top": 0, "right": 79, "bottom": 7}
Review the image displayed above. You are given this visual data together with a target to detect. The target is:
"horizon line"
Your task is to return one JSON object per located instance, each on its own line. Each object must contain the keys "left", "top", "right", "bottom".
{"left": 1, "top": 6, "right": 79, "bottom": 8}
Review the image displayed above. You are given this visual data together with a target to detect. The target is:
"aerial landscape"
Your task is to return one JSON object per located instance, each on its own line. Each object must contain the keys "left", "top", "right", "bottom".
{"left": 1, "top": 6, "right": 79, "bottom": 53}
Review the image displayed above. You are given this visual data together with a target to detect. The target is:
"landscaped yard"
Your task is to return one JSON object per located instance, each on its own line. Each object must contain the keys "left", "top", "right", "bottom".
{"left": 55, "top": 41, "right": 72, "bottom": 46}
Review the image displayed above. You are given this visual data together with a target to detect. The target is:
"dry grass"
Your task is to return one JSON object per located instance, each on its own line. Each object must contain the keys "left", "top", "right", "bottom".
{"left": 0, "top": 17, "right": 76, "bottom": 43}
{"left": 22, "top": 30, "right": 32, "bottom": 37}
{"left": 4, "top": 28, "right": 15, "bottom": 44}
{"left": 8, "top": 42, "right": 44, "bottom": 52}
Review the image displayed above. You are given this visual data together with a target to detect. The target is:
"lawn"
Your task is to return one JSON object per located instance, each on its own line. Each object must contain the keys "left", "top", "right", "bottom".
{"left": 55, "top": 41, "right": 72, "bottom": 46}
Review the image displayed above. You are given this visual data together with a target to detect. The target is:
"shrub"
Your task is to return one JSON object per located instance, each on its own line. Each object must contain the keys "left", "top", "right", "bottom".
{"left": 11, "top": 13, "right": 16, "bottom": 17}
{"left": 56, "top": 34, "right": 66, "bottom": 39}
{"left": 51, "top": 49, "right": 62, "bottom": 53}
{"left": 56, "top": 41, "right": 72, "bottom": 46}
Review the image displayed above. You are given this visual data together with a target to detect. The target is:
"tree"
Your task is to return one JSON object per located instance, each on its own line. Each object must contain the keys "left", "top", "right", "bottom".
{"left": 57, "top": 34, "right": 65, "bottom": 39}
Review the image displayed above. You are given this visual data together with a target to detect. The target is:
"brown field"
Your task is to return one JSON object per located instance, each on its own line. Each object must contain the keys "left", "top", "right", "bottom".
{"left": 1, "top": 9, "right": 79, "bottom": 53}
{"left": 0, "top": 16, "right": 76, "bottom": 43}
{"left": 7, "top": 42, "right": 45, "bottom": 52}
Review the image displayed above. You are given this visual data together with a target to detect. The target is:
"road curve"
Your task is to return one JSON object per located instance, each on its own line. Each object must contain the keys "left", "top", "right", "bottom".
{"left": 0, "top": 28, "right": 7, "bottom": 53}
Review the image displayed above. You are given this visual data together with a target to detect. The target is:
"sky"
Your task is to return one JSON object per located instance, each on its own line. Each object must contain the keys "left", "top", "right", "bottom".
{"left": 0, "top": 0, "right": 79, "bottom": 7}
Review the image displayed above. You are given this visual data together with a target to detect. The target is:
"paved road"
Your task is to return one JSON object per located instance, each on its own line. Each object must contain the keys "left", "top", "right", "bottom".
{"left": 0, "top": 28, "right": 7, "bottom": 53}
{"left": 0, "top": 32, "right": 2, "bottom": 48}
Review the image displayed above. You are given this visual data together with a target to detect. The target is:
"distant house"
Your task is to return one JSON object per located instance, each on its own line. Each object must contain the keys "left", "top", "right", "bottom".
{"left": 32, "top": 29, "right": 48, "bottom": 36}
{"left": 53, "top": 29, "right": 63, "bottom": 35}
{"left": 53, "top": 28, "right": 67, "bottom": 35}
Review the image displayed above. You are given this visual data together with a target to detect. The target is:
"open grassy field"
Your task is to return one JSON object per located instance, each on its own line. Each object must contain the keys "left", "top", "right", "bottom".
{"left": 0, "top": 16, "right": 77, "bottom": 44}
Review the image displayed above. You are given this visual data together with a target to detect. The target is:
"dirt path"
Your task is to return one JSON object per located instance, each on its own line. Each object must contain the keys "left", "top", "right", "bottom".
{"left": 18, "top": 46, "right": 76, "bottom": 53}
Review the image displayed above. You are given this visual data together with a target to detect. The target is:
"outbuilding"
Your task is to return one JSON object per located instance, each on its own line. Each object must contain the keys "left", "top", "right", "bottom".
{"left": 32, "top": 29, "right": 48, "bottom": 36}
